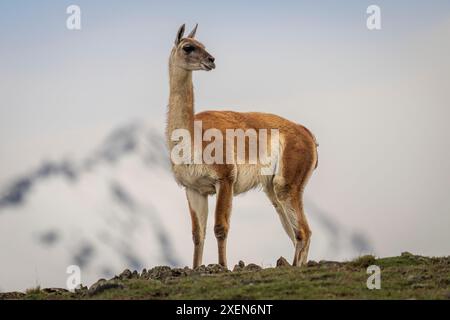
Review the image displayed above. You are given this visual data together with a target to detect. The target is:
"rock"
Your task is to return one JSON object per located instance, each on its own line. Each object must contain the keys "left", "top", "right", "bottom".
{"left": 244, "top": 263, "right": 262, "bottom": 272}
{"left": 233, "top": 264, "right": 242, "bottom": 272}
{"left": 88, "top": 279, "right": 124, "bottom": 296}
{"left": 131, "top": 270, "right": 139, "bottom": 279}
{"left": 0, "top": 292, "right": 26, "bottom": 300}
{"left": 183, "top": 266, "right": 193, "bottom": 275}
{"left": 307, "top": 260, "right": 319, "bottom": 267}
{"left": 74, "top": 285, "right": 88, "bottom": 294}
{"left": 192, "top": 264, "right": 228, "bottom": 275}
{"left": 171, "top": 267, "right": 192, "bottom": 278}
{"left": 233, "top": 261, "right": 246, "bottom": 272}
{"left": 206, "top": 264, "right": 228, "bottom": 273}
{"left": 41, "top": 288, "right": 69, "bottom": 294}
{"left": 146, "top": 266, "right": 173, "bottom": 281}
{"left": 170, "top": 268, "right": 183, "bottom": 277}
{"left": 194, "top": 265, "right": 207, "bottom": 274}
{"left": 118, "top": 269, "right": 132, "bottom": 280}
{"left": 276, "top": 257, "right": 290, "bottom": 268}
{"left": 89, "top": 279, "right": 106, "bottom": 288}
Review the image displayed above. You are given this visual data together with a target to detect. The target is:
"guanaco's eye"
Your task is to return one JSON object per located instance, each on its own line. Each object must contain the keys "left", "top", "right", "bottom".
{"left": 183, "top": 45, "right": 195, "bottom": 53}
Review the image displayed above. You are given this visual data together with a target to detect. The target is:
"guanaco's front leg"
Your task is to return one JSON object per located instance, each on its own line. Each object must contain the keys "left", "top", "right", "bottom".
{"left": 186, "top": 188, "right": 208, "bottom": 268}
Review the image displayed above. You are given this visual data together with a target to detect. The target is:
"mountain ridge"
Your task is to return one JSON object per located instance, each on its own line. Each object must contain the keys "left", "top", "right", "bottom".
{"left": 0, "top": 121, "right": 373, "bottom": 292}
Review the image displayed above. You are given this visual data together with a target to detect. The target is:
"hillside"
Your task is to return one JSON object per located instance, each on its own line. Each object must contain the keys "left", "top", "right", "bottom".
{"left": 2, "top": 253, "right": 449, "bottom": 300}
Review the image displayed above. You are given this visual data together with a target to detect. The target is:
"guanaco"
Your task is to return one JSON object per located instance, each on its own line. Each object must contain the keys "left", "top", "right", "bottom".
{"left": 166, "top": 24, "right": 318, "bottom": 268}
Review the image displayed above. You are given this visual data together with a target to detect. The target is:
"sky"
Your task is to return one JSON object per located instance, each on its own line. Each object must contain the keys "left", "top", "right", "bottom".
{"left": 1, "top": 0, "right": 450, "bottom": 284}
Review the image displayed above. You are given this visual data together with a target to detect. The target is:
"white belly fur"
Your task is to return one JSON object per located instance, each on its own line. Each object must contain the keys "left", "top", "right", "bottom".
{"left": 172, "top": 164, "right": 218, "bottom": 195}
{"left": 172, "top": 159, "right": 280, "bottom": 196}
{"left": 172, "top": 134, "right": 282, "bottom": 195}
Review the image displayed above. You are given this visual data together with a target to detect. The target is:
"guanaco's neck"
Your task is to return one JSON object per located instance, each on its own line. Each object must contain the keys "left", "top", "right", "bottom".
{"left": 166, "top": 56, "right": 194, "bottom": 149}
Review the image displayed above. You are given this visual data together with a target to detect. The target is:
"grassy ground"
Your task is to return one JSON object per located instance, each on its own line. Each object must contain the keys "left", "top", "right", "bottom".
{"left": 2, "top": 253, "right": 450, "bottom": 300}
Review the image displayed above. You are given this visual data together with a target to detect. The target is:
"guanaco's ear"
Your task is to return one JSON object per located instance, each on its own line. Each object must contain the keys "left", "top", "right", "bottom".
{"left": 175, "top": 24, "right": 185, "bottom": 46}
{"left": 188, "top": 23, "right": 198, "bottom": 38}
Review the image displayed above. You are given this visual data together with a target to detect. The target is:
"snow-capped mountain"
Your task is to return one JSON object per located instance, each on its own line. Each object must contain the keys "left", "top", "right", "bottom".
{"left": 0, "top": 122, "right": 372, "bottom": 292}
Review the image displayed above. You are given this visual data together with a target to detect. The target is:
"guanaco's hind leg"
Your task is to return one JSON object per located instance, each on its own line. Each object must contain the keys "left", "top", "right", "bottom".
{"left": 272, "top": 176, "right": 312, "bottom": 267}
{"left": 186, "top": 188, "right": 208, "bottom": 268}
{"left": 264, "top": 185, "right": 296, "bottom": 245}
{"left": 290, "top": 195, "right": 312, "bottom": 266}
{"left": 271, "top": 132, "right": 317, "bottom": 266}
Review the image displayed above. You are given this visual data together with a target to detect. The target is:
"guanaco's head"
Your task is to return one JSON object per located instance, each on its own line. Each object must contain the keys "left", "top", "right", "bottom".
{"left": 170, "top": 24, "right": 216, "bottom": 72}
